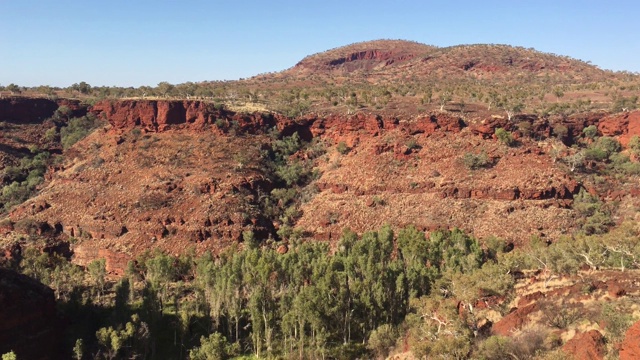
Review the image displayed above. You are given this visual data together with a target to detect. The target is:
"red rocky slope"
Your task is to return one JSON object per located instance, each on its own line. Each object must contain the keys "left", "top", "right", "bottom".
{"left": 3, "top": 99, "right": 640, "bottom": 273}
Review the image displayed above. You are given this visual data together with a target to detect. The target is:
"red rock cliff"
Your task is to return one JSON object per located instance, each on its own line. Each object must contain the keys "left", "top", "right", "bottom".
{"left": 0, "top": 97, "right": 86, "bottom": 123}
{"left": 90, "top": 99, "right": 281, "bottom": 133}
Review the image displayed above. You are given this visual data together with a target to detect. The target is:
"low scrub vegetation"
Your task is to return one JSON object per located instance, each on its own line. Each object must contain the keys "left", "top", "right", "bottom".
{"left": 6, "top": 219, "right": 639, "bottom": 359}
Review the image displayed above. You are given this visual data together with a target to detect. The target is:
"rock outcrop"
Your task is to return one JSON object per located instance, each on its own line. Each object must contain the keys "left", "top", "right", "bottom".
{"left": 491, "top": 303, "right": 539, "bottom": 336}
{"left": 0, "top": 97, "right": 86, "bottom": 123}
{"left": 620, "top": 320, "right": 640, "bottom": 360}
{"left": 562, "top": 330, "right": 606, "bottom": 360}
{"left": 598, "top": 110, "right": 640, "bottom": 147}
{"left": 0, "top": 269, "right": 63, "bottom": 359}
{"left": 91, "top": 99, "right": 280, "bottom": 133}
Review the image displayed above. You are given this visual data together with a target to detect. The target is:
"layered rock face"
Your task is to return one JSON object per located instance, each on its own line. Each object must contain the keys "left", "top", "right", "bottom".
{"left": 91, "top": 99, "right": 279, "bottom": 133}
{"left": 0, "top": 269, "right": 62, "bottom": 359}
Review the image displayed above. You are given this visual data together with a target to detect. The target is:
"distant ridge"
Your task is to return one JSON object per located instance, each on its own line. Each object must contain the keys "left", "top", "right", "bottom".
{"left": 278, "top": 39, "right": 613, "bottom": 83}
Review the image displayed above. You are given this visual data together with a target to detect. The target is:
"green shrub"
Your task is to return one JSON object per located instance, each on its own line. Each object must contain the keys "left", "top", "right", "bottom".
{"left": 367, "top": 324, "right": 399, "bottom": 359}
{"left": 270, "top": 188, "right": 297, "bottom": 205}
{"left": 462, "top": 152, "right": 490, "bottom": 170}
{"left": 517, "top": 121, "right": 532, "bottom": 137}
{"left": 1, "top": 181, "right": 32, "bottom": 210}
{"left": 584, "top": 147, "right": 608, "bottom": 161}
{"left": 60, "top": 114, "right": 103, "bottom": 149}
{"left": 0, "top": 150, "right": 51, "bottom": 210}
{"left": 553, "top": 124, "right": 569, "bottom": 139}
{"left": 476, "top": 336, "right": 515, "bottom": 360}
{"left": 584, "top": 136, "right": 621, "bottom": 161}
{"left": 595, "top": 136, "right": 621, "bottom": 155}
{"left": 583, "top": 125, "right": 598, "bottom": 139}
{"left": 336, "top": 141, "right": 349, "bottom": 154}
{"left": 54, "top": 105, "right": 72, "bottom": 119}
{"left": 214, "top": 118, "right": 227, "bottom": 129}
{"left": 273, "top": 132, "right": 303, "bottom": 159}
{"left": 601, "top": 304, "right": 632, "bottom": 341}
{"left": 406, "top": 138, "right": 420, "bottom": 150}
{"left": 611, "top": 95, "right": 638, "bottom": 112}
{"left": 275, "top": 161, "right": 307, "bottom": 186}
{"left": 573, "top": 189, "right": 613, "bottom": 235}
{"left": 45, "top": 126, "right": 59, "bottom": 142}
{"left": 242, "top": 230, "right": 259, "bottom": 249}
{"left": 609, "top": 153, "right": 640, "bottom": 175}
{"left": 372, "top": 195, "right": 385, "bottom": 206}
{"left": 495, "top": 128, "right": 515, "bottom": 146}
{"left": 629, "top": 135, "right": 640, "bottom": 156}
{"left": 189, "top": 332, "right": 232, "bottom": 360}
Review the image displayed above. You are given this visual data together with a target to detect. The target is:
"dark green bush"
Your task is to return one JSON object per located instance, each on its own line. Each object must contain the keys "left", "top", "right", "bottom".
{"left": 584, "top": 136, "right": 621, "bottom": 161}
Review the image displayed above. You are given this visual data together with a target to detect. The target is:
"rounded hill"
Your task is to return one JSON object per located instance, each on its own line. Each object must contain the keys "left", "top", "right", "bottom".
{"left": 282, "top": 39, "right": 613, "bottom": 84}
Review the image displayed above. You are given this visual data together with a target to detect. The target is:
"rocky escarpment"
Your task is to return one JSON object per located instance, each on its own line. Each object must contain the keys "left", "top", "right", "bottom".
{"left": 91, "top": 99, "right": 282, "bottom": 133}
{"left": 0, "top": 97, "right": 86, "bottom": 123}
{"left": 4, "top": 98, "right": 640, "bottom": 273}
{"left": 0, "top": 269, "right": 63, "bottom": 359}
{"left": 293, "top": 40, "right": 434, "bottom": 73}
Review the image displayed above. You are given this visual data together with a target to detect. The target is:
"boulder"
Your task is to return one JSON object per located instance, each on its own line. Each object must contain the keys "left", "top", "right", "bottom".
{"left": 620, "top": 320, "right": 640, "bottom": 360}
{"left": 492, "top": 303, "right": 538, "bottom": 336}
{"left": 562, "top": 330, "right": 606, "bottom": 360}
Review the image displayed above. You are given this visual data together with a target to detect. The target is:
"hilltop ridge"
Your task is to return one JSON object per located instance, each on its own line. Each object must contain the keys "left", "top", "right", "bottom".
{"left": 276, "top": 39, "right": 612, "bottom": 82}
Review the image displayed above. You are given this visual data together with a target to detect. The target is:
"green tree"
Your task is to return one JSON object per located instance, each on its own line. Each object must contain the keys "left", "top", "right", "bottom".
{"left": 156, "top": 82, "right": 175, "bottom": 97}
{"left": 144, "top": 251, "right": 176, "bottom": 308}
{"left": 73, "top": 339, "right": 84, "bottom": 360}
{"left": 498, "top": 94, "right": 525, "bottom": 121}
{"left": 72, "top": 81, "right": 92, "bottom": 95}
{"left": 6, "top": 83, "right": 21, "bottom": 94}
{"left": 367, "top": 324, "right": 399, "bottom": 359}
{"left": 189, "top": 333, "right": 231, "bottom": 360}
{"left": 438, "top": 91, "right": 452, "bottom": 111}
{"left": 88, "top": 258, "right": 106, "bottom": 297}
{"left": 1, "top": 351, "right": 17, "bottom": 360}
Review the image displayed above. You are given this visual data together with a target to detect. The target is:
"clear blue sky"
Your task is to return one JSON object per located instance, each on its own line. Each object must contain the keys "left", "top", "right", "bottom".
{"left": 1, "top": 0, "right": 638, "bottom": 87}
